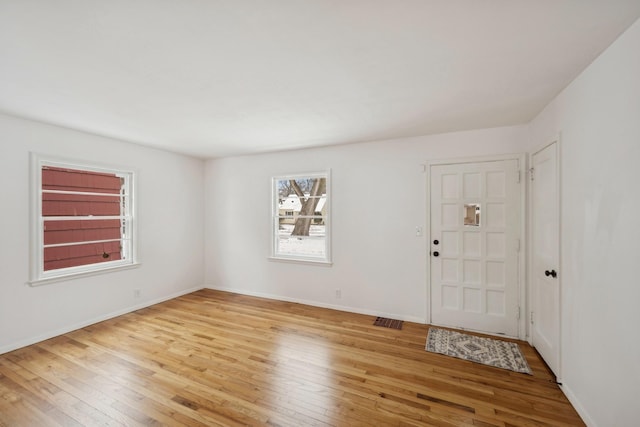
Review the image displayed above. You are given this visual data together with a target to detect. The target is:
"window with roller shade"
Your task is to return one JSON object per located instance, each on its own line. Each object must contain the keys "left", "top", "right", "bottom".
{"left": 30, "top": 155, "right": 137, "bottom": 284}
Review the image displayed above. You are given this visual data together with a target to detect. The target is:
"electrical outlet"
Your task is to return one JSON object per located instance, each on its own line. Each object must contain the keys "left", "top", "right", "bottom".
{"left": 335, "top": 289, "right": 341, "bottom": 299}
{"left": 134, "top": 289, "right": 141, "bottom": 298}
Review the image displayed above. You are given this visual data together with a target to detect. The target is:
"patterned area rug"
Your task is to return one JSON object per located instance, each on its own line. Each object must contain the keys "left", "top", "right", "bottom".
{"left": 425, "top": 328, "right": 531, "bottom": 374}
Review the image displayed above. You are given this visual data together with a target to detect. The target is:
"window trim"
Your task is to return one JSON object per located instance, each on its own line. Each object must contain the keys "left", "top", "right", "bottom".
{"left": 29, "top": 153, "right": 140, "bottom": 286}
{"left": 269, "top": 171, "right": 332, "bottom": 265}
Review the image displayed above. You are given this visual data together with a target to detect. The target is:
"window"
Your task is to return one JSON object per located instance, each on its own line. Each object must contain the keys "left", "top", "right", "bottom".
{"left": 272, "top": 172, "right": 331, "bottom": 264}
{"left": 30, "top": 154, "right": 138, "bottom": 284}
{"left": 464, "top": 203, "right": 481, "bottom": 226}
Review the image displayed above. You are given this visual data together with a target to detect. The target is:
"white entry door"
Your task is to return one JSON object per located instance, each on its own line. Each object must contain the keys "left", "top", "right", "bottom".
{"left": 531, "top": 142, "right": 560, "bottom": 376}
{"left": 430, "top": 159, "right": 522, "bottom": 337}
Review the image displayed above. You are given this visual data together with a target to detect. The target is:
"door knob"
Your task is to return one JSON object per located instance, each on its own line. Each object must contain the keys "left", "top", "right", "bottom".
{"left": 433, "top": 251, "right": 440, "bottom": 257}
{"left": 545, "top": 269, "right": 557, "bottom": 278}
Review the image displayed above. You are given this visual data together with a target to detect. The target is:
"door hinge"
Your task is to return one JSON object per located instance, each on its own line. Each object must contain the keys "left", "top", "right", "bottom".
{"left": 517, "top": 306, "right": 521, "bottom": 320}
{"left": 515, "top": 239, "right": 520, "bottom": 252}
{"left": 530, "top": 311, "right": 534, "bottom": 324}
{"left": 529, "top": 167, "right": 535, "bottom": 181}
{"left": 517, "top": 170, "right": 521, "bottom": 183}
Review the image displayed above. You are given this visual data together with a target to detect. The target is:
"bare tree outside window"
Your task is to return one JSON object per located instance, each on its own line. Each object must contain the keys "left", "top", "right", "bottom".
{"left": 273, "top": 173, "right": 330, "bottom": 262}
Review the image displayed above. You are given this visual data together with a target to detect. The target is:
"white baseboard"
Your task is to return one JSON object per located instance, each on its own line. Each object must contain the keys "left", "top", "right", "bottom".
{"left": 0, "top": 285, "right": 205, "bottom": 355}
{"left": 560, "top": 383, "right": 596, "bottom": 427}
{"left": 205, "top": 285, "right": 425, "bottom": 324}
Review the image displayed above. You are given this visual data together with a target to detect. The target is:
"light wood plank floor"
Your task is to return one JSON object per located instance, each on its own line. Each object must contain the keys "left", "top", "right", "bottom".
{"left": 0, "top": 289, "right": 584, "bottom": 426}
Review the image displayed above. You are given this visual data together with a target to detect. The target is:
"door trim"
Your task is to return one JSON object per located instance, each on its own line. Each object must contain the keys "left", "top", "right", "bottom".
{"left": 425, "top": 153, "right": 527, "bottom": 339}
{"left": 527, "top": 135, "right": 562, "bottom": 381}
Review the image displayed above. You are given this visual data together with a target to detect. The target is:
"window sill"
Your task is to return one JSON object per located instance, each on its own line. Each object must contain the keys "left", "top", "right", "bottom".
{"left": 28, "top": 262, "right": 142, "bottom": 287}
{"left": 268, "top": 256, "right": 333, "bottom": 267}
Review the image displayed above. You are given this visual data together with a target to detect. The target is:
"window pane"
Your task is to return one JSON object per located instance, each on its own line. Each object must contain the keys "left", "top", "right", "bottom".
{"left": 42, "top": 167, "right": 122, "bottom": 193}
{"left": 464, "top": 203, "right": 481, "bottom": 226}
{"left": 43, "top": 219, "right": 122, "bottom": 245}
{"left": 277, "top": 178, "right": 327, "bottom": 199}
{"left": 44, "top": 240, "right": 124, "bottom": 271}
{"left": 277, "top": 222, "right": 326, "bottom": 257}
{"left": 42, "top": 192, "right": 121, "bottom": 216}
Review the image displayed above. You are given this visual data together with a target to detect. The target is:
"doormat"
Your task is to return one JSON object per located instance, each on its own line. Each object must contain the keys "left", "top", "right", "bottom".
{"left": 425, "top": 328, "right": 531, "bottom": 374}
{"left": 373, "top": 317, "right": 403, "bottom": 330}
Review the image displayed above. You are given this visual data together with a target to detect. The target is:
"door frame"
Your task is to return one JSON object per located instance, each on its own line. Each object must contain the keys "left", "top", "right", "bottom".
{"left": 425, "top": 153, "right": 527, "bottom": 339}
{"left": 527, "top": 135, "right": 562, "bottom": 380}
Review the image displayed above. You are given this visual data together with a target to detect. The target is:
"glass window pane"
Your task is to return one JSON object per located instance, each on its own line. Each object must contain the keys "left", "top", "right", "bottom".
{"left": 43, "top": 219, "right": 122, "bottom": 245}
{"left": 44, "top": 241, "right": 123, "bottom": 271}
{"left": 277, "top": 226, "right": 326, "bottom": 257}
{"left": 464, "top": 203, "right": 481, "bottom": 226}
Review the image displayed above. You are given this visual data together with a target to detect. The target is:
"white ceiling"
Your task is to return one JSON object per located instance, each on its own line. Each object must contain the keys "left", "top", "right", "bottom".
{"left": 1, "top": 1, "right": 639, "bottom": 159}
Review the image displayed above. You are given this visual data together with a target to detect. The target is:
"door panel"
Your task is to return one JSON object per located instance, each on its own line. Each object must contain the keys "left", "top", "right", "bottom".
{"left": 430, "top": 159, "right": 521, "bottom": 337}
{"left": 531, "top": 142, "right": 560, "bottom": 376}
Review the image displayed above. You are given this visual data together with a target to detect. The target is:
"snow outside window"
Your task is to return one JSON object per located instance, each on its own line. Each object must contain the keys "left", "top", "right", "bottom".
{"left": 272, "top": 172, "right": 331, "bottom": 264}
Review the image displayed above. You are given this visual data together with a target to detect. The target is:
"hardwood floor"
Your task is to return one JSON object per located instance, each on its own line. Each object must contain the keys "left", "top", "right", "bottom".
{"left": 0, "top": 289, "right": 584, "bottom": 426}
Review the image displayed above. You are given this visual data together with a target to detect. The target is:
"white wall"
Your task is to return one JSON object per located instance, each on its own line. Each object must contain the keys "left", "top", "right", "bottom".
{"left": 204, "top": 126, "right": 526, "bottom": 322}
{"left": 528, "top": 18, "right": 640, "bottom": 427}
{"left": 0, "top": 113, "right": 205, "bottom": 353}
